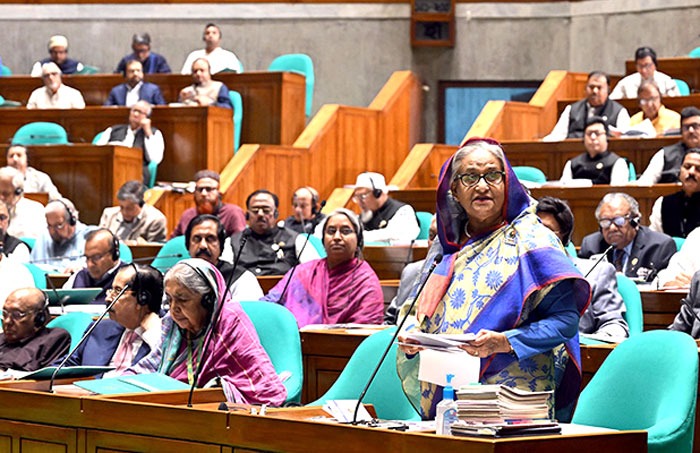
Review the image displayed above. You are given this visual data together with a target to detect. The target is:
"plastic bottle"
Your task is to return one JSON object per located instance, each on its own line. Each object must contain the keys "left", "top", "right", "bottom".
{"left": 435, "top": 373, "right": 459, "bottom": 435}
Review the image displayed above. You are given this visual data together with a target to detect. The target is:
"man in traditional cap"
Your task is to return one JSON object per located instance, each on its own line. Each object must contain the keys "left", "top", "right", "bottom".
{"left": 30, "top": 35, "right": 84, "bottom": 77}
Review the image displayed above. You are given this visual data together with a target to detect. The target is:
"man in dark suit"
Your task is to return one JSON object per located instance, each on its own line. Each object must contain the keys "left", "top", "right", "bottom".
{"left": 579, "top": 192, "right": 676, "bottom": 281}
{"left": 669, "top": 270, "right": 700, "bottom": 338}
{"left": 105, "top": 60, "right": 166, "bottom": 107}
{"left": 61, "top": 264, "right": 163, "bottom": 374}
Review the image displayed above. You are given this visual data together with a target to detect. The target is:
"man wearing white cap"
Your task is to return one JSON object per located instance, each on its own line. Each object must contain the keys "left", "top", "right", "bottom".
{"left": 27, "top": 62, "right": 85, "bottom": 109}
{"left": 30, "top": 35, "right": 84, "bottom": 77}
{"left": 349, "top": 172, "right": 420, "bottom": 243}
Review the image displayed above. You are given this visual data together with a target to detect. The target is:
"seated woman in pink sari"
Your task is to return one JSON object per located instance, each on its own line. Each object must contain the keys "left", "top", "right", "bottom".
{"left": 262, "top": 208, "right": 383, "bottom": 328}
{"left": 129, "top": 258, "right": 286, "bottom": 405}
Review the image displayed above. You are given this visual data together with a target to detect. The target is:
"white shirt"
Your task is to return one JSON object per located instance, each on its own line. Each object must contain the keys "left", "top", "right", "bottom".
{"left": 363, "top": 204, "right": 421, "bottom": 244}
{"left": 560, "top": 156, "right": 630, "bottom": 186}
{"left": 181, "top": 47, "right": 242, "bottom": 75}
{"left": 229, "top": 270, "right": 264, "bottom": 301}
{"left": 543, "top": 104, "right": 631, "bottom": 142}
{"left": 125, "top": 81, "right": 143, "bottom": 107}
{"left": 636, "top": 148, "right": 667, "bottom": 185}
{"left": 96, "top": 126, "right": 164, "bottom": 165}
{"left": 649, "top": 196, "right": 665, "bottom": 233}
{"left": 0, "top": 258, "right": 35, "bottom": 311}
{"left": 8, "top": 197, "right": 46, "bottom": 239}
{"left": 657, "top": 227, "right": 700, "bottom": 286}
{"left": 26, "top": 84, "right": 86, "bottom": 109}
{"left": 609, "top": 71, "right": 681, "bottom": 100}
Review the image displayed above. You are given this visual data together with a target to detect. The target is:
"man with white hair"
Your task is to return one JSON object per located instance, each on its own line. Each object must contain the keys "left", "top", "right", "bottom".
{"left": 349, "top": 172, "right": 420, "bottom": 243}
{"left": 27, "top": 62, "right": 85, "bottom": 109}
{"left": 0, "top": 201, "right": 30, "bottom": 263}
{"left": 30, "top": 35, "right": 84, "bottom": 77}
{"left": 0, "top": 166, "right": 46, "bottom": 239}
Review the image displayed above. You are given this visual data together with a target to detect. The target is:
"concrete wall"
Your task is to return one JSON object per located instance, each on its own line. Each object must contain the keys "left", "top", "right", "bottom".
{"left": 1, "top": 0, "right": 699, "bottom": 142}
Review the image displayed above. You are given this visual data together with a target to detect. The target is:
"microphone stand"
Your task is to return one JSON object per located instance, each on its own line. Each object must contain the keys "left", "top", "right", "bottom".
{"left": 49, "top": 285, "right": 131, "bottom": 392}
{"left": 132, "top": 253, "right": 184, "bottom": 263}
{"left": 584, "top": 243, "right": 616, "bottom": 279}
{"left": 351, "top": 254, "right": 443, "bottom": 425}
{"left": 45, "top": 271, "right": 69, "bottom": 313}
{"left": 276, "top": 222, "right": 313, "bottom": 304}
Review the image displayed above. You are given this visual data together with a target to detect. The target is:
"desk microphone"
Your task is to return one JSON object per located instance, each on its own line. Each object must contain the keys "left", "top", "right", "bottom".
{"left": 276, "top": 227, "right": 314, "bottom": 304}
{"left": 132, "top": 253, "right": 183, "bottom": 263}
{"left": 351, "top": 253, "right": 443, "bottom": 425}
{"left": 49, "top": 285, "right": 131, "bottom": 392}
{"left": 584, "top": 243, "right": 616, "bottom": 279}
{"left": 45, "top": 270, "right": 69, "bottom": 312}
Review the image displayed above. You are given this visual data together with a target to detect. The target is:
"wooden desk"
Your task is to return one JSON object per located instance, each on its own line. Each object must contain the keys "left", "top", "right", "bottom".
{"left": 625, "top": 57, "right": 700, "bottom": 92}
{"left": 0, "top": 71, "right": 306, "bottom": 146}
{"left": 0, "top": 387, "right": 645, "bottom": 452}
{"left": 0, "top": 106, "right": 232, "bottom": 183}
{"left": 640, "top": 289, "right": 686, "bottom": 331}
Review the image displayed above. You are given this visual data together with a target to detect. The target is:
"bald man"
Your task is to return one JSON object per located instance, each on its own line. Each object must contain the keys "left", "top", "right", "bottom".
{"left": 0, "top": 288, "right": 71, "bottom": 371}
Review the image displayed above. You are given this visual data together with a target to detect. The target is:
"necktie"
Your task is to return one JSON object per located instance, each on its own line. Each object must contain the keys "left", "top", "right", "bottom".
{"left": 112, "top": 330, "right": 139, "bottom": 373}
{"left": 613, "top": 250, "right": 625, "bottom": 272}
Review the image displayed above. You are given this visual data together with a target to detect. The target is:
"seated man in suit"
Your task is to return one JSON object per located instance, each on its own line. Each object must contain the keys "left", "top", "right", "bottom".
{"left": 579, "top": 192, "right": 676, "bottom": 282}
{"left": 115, "top": 33, "right": 171, "bottom": 75}
{"left": 0, "top": 288, "right": 71, "bottom": 371}
{"left": 99, "top": 180, "right": 166, "bottom": 244}
{"left": 95, "top": 100, "right": 164, "bottom": 186}
{"left": 649, "top": 150, "right": 700, "bottom": 238}
{"left": 61, "top": 264, "right": 163, "bottom": 375}
{"left": 63, "top": 229, "right": 127, "bottom": 304}
{"left": 30, "top": 35, "right": 84, "bottom": 77}
{"left": 669, "top": 270, "right": 700, "bottom": 337}
{"left": 536, "top": 196, "right": 629, "bottom": 338}
{"left": 178, "top": 58, "right": 232, "bottom": 109}
{"left": 544, "top": 71, "right": 629, "bottom": 141}
{"left": 106, "top": 60, "right": 166, "bottom": 107}
{"left": 185, "top": 214, "right": 262, "bottom": 300}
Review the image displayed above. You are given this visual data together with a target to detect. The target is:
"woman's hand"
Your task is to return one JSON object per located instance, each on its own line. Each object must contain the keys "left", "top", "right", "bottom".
{"left": 459, "top": 330, "right": 512, "bottom": 358}
{"left": 398, "top": 335, "right": 424, "bottom": 355}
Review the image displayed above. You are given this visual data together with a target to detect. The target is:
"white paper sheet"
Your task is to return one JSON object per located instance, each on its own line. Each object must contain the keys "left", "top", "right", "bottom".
{"left": 418, "top": 349, "right": 480, "bottom": 387}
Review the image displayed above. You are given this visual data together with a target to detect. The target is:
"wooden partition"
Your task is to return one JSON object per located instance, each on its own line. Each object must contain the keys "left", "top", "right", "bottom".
{"left": 625, "top": 57, "right": 700, "bottom": 92}
{"left": 0, "top": 71, "right": 305, "bottom": 145}
{"left": 558, "top": 93, "right": 700, "bottom": 118}
{"left": 0, "top": 106, "right": 232, "bottom": 183}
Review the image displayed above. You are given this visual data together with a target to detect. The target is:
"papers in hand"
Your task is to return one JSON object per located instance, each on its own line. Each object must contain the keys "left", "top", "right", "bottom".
{"left": 401, "top": 332, "right": 476, "bottom": 351}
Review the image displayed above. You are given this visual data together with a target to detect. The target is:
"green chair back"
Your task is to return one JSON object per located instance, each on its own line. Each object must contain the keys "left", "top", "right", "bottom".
{"left": 228, "top": 90, "right": 243, "bottom": 152}
{"left": 23, "top": 263, "right": 47, "bottom": 289}
{"left": 308, "top": 327, "right": 420, "bottom": 421}
{"left": 150, "top": 236, "right": 187, "bottom": 273}
{"left": 92, "top": 131, "right": 104, "bottom": 144}
{"left": 299, "top": 233, "right": 326, "bottom": 258}
{"left": 673, "top": 236, "right": 686, "bottom": 252}
{"left": 118, "top": 242, "right": 133, "bottom": 263}
{"left": 240, "top": 301, "right": 303, "bottom": 403}
{"left": 12, "top": 122, "right": 69, "bottom": 145}
{"left": 268, "top": 53, "right": 314, "bottom": 117}
{"left": 47, "top": 312, "right": 93, "bottom": 350}
{"left": 20, "top": 236, "right": 36, "bottom": 251}
{"left": 415, "top": 211, "right": 433, "bottom": 240}
{"left": 690, "top": 47, "right": 700, "bottom": 58}
{"left": 616, "top": 273, "right": 643, "bottom": 335}
{"left": 572, "top": 330, "right": 698, "bottom": 453}
{"left": 513, "top": 166, "right": 546, "bottom": 184}
{"left": 628, "top": 159, "right": 637, "bottom": 181}
{"left": 0, "top": 64, "right": 11, "bottom": 76}
{"left": 564, "top": 241, "right": 577, "bottom": 258}
{"left": 147, "top": 161, "right": 158, "bottom": 188}
{"left": 674, "top": 79, "right": 691, "bottom": 96}
{"left": 76, "top": 65, "right": 100, "bottom": 75}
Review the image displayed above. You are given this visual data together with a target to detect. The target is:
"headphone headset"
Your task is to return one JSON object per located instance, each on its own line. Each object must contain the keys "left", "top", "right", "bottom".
{"left": 14, "top": 187, "right": 22, "bottom": 196}
{"left": 292, "top": 187, "right": 320, "bottom": 215}
{"left": 54, "top": 199, "right": 77, "bottom": 226}
{"left": 108, "top": 229, "right": 120, "bottom": 261}
{"left": 367, "top": 175, "right": 383, "bottom": 199}
{"left": 35, "top": 292, "right": 50, "bottom": 328}
{"left": 630, "top": 216, "right": 640, "bottom": 228}
{"left": 182, "top": 262, "right": 216, "bottom": 311}
{"left": 130, "top": 263, "right": 150, "bottom": 306}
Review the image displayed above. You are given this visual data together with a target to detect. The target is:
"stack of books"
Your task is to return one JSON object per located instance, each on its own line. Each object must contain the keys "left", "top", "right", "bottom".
{"left": 450, "top": 384, "right": 560, "bottom": 437}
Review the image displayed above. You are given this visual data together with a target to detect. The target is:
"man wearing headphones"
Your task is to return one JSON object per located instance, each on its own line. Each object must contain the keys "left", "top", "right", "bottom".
{"left": 61, "top": 264, "right": 163, "bottom": 376}
{"left": 186, "top": 214, "right": 262, "bottom": 300}
{"left": 95, "top": 100, "right": 164, "bottom": 187}
{"left": 99, "top": 180, "right": 167, "bottom": 243}
{"left": 31, "top": 198, "right": 94, "bottom": 272}
{"left": 0, "top": 166, "right": 46, "bottom": 239}
{"left": 349, "top": 172, "right": 420, "bottom": 244}
{"left": 284, "top": 186, "right": 326, "bottom": 235}
{"left": 6, "top": 145, "right": 62, "bottom": 200}
{"left": 0, "top": 288, "right": 71, "bottom": 371}
{"left": 62, "top": 229, "right": 127, "bottom": 304}
{"left": 609, "top": 46, "right": 680, "bottom": 100}
{"left": 579, "top": 192, "right": 676, "bottom": 281}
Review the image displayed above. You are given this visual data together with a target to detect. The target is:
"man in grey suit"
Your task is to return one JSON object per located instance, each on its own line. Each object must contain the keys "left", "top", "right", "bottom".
{"left": 579, "top": 192, "right": 676, "bottom": 282}
{"left": 536, "top": 197, "right": 629, "bottom": 338}
{"left": 669, "top": 270, "right": 700, "bottom": 338}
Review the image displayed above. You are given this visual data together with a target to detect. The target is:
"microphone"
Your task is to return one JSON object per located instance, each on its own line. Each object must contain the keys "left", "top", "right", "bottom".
{"left": 45, "top": 269, "right": 69, "bottom": 312}
{"left": 584, "top": 243, "right": 616, "bottom": 279}
{"left": 276, "top": 226, "right": 314, "bottom": 304}
{"left": 30, "top": 254, "right": 84, "bottom": 264}
{"left": 132, "top": 253, "right": 183, "bottom": 263}
{"left": 351, "top": 253, "right": 443, "bottom": 425}
{"left": 309, "top": 200, "right": 327, "bottom": 233}
{"left": 403, "top": 238, "right": 416, "bottom": 268}
{"left": 185, "top": 229, "right": 250, "bottom": 407}
{"left": 48, "top": 285, "right": 131, "bottom": 392}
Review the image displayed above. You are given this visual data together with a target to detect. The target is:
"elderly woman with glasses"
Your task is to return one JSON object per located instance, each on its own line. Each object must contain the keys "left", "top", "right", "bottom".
{"left": 398, "top": 138, "right": 591, "bottom": 421}
{"left": 261, "top": 208, "right": 384, "bottom": 328}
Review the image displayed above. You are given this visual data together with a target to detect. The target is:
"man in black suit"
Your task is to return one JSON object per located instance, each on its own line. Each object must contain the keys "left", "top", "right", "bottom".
{"left": 105, "top": 60, "right": 166, "bottom": 107}
{"left": 579, "top": 192, "right": 676, "bottom": 281}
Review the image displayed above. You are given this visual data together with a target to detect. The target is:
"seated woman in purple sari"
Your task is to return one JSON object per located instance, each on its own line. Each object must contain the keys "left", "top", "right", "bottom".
{"left": 129, "top": 258, "right": 286, "bottom": 405}
{"left": 262, "top": 208, "right": 383, "bottom": 328}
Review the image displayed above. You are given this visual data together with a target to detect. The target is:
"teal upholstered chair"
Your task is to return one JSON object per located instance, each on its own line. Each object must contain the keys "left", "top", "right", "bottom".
{"left": 628, "top": 160, "right": 637, "bottom": 181}
{"left": 47, "top": 312, "right": 94, "bottom": 350}
{"left": 240, "top": 301, "right": 303, "bottom": 403}
{"left": 572, "top": 330, "right": 698, "bottom": 453}
{"left": 228, "top": 90, "right": 243, "bottom": 152}
{"left": 268, "top": 53, "right": 314, "bottom": 117}
{"left": 415, "top": 211, "right": 433, "bottom": 240}
{"left": 564, "top": 241, "right": 577, "bottom": 258}
{"left": 23, "top": 263, "right": 47, "bottom": 290}
{"left": 616, "top": 273, "right": 643, "bottom": 336}
{"left": 12, "top": 122, "right": 68, "bottom": 145}
{"left": 690, "top": 47, "right": 700, "bottom": 58}
{"left": 150, "top": 236, "right": 188, "bottom": 273}
{"left": 309, "top": 327, "right": 420, "bottom": 421}
{"left": 92, "top": 131, "right": 104, "bottom": 144}
{"left": 0, "top": 64, "right": 11, "bottom": 76}
{"left": 118, "top": 242, "right": 133, "bottom": 264}
{"left": 0, "top": 94, "right": 21, "bottom": 107}
{"left": 76, "top": 65, "right": 100, "bottom": 75}
{"left": 673, "top": 236, "right": 686, "bottom": 252}
{"left": 20, "top": 236, "right": 36, "bottom": 251}
{"left": 674, "top": 79, "right": 691, "bottom": 96}
{"left": 513, "top": 166, "right": 546, "bottom": 184}
{"left": 299, "top": 233, "right": 326, "bottom": 258}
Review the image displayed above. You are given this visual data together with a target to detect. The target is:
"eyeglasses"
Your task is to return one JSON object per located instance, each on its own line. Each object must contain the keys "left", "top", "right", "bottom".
{"left": 106, "top": 287, "right": 133, "bottom": 297}
{"left": 455, "top": 171, "right": 505, "bottom": 187}
{"left": 47, "top": 221, "right": 66, "bottom": 231}
{"left": 681, "top": 123, "right": 700, "bottom": 133}
{"left": 598, "top": 215, "right": 631, "bottom": 229}
{"left": 326, "top": 226, "right": 355, "bottom": 236}
{"left": 194, "top": 186, "right": 218, "bottom": 194}
{"left": 85, "top": 250, "right": 111, "bottom": 263}
{"left": 585, "top": 130, "right": 606, "bottom": 138}
{"left": 638, "top": 97, "right": 659, "bottom": 106}
{"left": 1, "top": 309, "right": 37, "bottom": 321}
{"left": 248, "top": 206, "right": 274, "bottom": 215}
{"left": 636, "top": 62, "right": 654, "bottom": 70}
{"left": 352, "top": 192, "right": 371, "bottom": 202}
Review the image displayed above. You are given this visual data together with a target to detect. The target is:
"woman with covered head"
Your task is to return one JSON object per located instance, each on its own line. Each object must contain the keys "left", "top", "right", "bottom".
{"left": 398, "top": 138, "right": 590, "bottom": 421}
{"left": 262, "top": 208, "right": 383, "bottom": 328}
{"left": 129, "top": 258, "right": 286, "bottom": 405}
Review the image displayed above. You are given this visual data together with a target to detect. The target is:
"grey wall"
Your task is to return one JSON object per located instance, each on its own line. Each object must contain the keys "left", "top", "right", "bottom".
{"left": 1, "top": 0, "right": 699, "bottom": 142}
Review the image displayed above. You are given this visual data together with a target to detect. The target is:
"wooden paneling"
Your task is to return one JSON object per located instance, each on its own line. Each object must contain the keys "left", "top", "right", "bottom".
{"left": 640, "top": 289, "right": 686, "bottom": 331}
{"left": 363, "top": 245, "right": 428, "bottom": 280}
{"left": 625, "top": 57, "right": 700, "bottom": 92}
{"left": 558, "top": 93, "right": 700, "bottom": 118}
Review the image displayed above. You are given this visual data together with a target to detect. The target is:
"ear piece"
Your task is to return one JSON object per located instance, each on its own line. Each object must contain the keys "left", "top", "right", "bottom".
{"left": 245, "top": 211, "right": 250, "bottom": 221}
{"left": 35, "top": 292, "right": 49, "bottom": 328}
